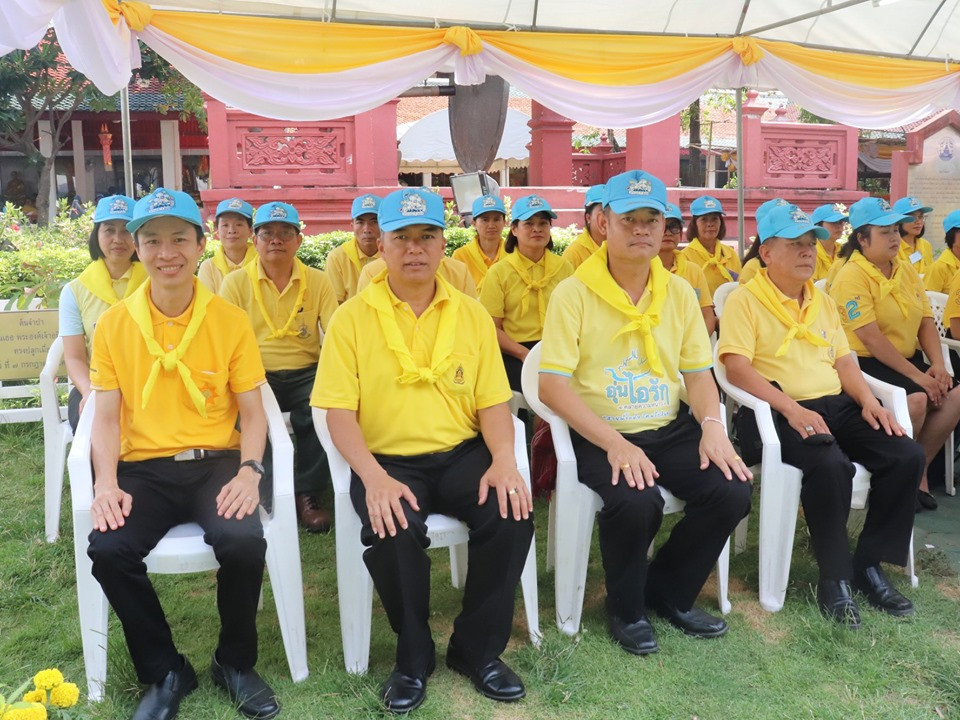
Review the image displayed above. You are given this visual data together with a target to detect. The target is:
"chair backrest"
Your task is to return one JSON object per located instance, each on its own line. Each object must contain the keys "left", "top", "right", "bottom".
{"left": 813, "top": 278, "right": 827, "bottom": 292}
{"left": 927, "top": 290, "right": 948, "bottom": 337}
{"left": 712, "top": 282, "right": 738, "bottom": 318}
{"left": 39, "top": 336, "right": 68, "bottom": 428}
{"left": 520, "top": 343, "right": 556, "bottom": 423}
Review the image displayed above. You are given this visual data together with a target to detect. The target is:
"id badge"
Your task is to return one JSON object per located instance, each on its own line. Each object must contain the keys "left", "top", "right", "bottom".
{"left": 910, "top": 251, "right": 922, "bottom": 264}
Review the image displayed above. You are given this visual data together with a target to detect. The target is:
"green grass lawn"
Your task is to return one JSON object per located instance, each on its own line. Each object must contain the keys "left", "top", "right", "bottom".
{"left": 1, "top": 420, "right": 959, "bottom": 720}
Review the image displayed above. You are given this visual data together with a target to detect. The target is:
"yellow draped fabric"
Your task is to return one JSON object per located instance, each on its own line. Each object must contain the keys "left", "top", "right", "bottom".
{"left": 102, "top": 0, "right": 153, "bottom": 30}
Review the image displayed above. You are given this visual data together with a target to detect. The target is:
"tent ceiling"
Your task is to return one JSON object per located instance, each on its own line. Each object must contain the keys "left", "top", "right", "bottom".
{"left": 146, "top": 0, "right": 960, "bottom": 62}
{"left": 399, "top": 108, "right": 531, "bottom": 163}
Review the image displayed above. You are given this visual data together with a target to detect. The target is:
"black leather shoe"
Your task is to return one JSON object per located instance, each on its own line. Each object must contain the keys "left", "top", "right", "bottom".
{"left": 648, "top": 598, "right": 728, "bottom": 638}
{"left": 917, "top": 489, "right": 938, "bottom": 511}
{"left": 210, "top": 654, "right": 280, "bottom": 719}
{"left": 817, "top": 579, "right": 861, "bottom": 629}
{"left": 132, "top": 656, "right": 198, "bottom": 720}
{"left": 380, "top": 668, "right": 429, "bottom": 714}
{"left": 608, "top": 614, "right": 659, "bottom": 655}
{"left": 446, "top": 648, "right": 525, "bottom": 702}
{"left": 853, "top": 566, "right": 915, "bottom": 617}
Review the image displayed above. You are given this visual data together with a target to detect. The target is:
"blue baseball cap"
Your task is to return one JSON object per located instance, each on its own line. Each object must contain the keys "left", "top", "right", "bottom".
{"left": 378, "top": 188, "right": 445, "bottom": 232}
{"left": 892, "top": 196, "right": 933, "bottom": 216}
{"left": 664, "top": 202, "right": 683, "bottom": 222}
{"left": 127, "top": 188, "right": 202, "bottom": 234}
{"left": 584, "top": 184, "right": 605, "bottom": 208}
{"left": 472, "top": 194, "right": 506, "bottom": 217}
{"left": 215, "top": 197, "right": 253, "bottom": 220}
{"left": 943, "top": 209, "right": 960, "bottom": 233}
{"left": 512, "top": 194, "right": 558, "bottom": 222}
{"left": 690, "top": 195, "right": 724, "bottom": 216}
{"left": 602, "top": 170, "right": 667, "bottom": 214}
{"left": 848, "top": 197, "right": 911, "bottom": 231}
{"left": 253, "top": 202, "right": 300, "bottom": 230}
{"left": 93, "top": 195, "right": 134, "bottom": 223}
{"left": 351, "top": 193, "right": 382, "bottom": 219}
{"left": 755, "top": 198, "right": 790, "bottom": 224}
{"left": 810, "top": 203, "right": 849, "bottom": 225}
{"left": 758, "top": 204, "right": 829, "bottom": 243}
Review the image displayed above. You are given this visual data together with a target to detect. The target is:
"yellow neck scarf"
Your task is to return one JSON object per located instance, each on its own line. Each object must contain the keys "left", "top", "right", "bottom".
{"left": 575, "top": 243, "right": 669, "bottom": 376}
{"left": 462, "top": 237, "right": 504, "bottom": 278}
{"left": 361, "top": 269, "right": 461, "bottom": 384}
{"left": 572, "top": 229, "right": 600, "bottom": 253}
{"left": 745, "top": 269, "right": 831, "bottom": 357}
{"left": 343, "top": 238, "right": 378, "bottom": 273}
{"left": 936, "top": 248, "right": 960, "bottom": 271}
{"left": 212, "top": 242, "right": 257, "bottom": 277}
{"left": 687, "top": 238, "right": 734, "bottom": 281}
{"left": 77, "top": 259, "right": 147, "bottom": 306}
{"left": 126, "top": 279, "right": 212, "bottom": 418}
{"left": 503, "top": 249, "right": 566, "bottom": 329}
{"left": 245, "top": 258, "right": 308, "bottom": 339}
{"left": 850, "top": 252, "right": 910, "bottom": 317}
{"left": 662, "top": 249, "right": 687, "bottom": 275}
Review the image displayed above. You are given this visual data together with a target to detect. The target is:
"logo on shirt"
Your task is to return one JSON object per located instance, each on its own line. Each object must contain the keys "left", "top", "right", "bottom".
{"left": 110, "top": 197, "right": 129, "bottom": 214}
{"left": 228, "top": 198, "right": 244, "bottom": 210}
{"left": 400, "top": 191, "right": 427, "bottom": 216}
{"left": 148, "top": 189, "right": 175, "bottom": 214}
{"left": 454, "top": 365, "right": 465, "bottom": 385}
{"left": 845, "top": 299, "right": 860, "bottom": 321}
{"left": 270, "top": 205, "right": 288, "bottom": 220}
{"left": 360, "top": 195, "right": 377, "bottom": 210}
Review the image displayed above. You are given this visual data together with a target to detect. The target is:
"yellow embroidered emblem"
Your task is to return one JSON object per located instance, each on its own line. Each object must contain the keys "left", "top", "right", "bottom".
{"left": 454, "top": 365, "right": 465, "bottom": 385}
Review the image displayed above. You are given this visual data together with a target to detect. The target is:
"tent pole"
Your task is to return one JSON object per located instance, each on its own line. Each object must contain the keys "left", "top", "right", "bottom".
{"left": 735, "top": 86, "right": 744, "bottom": 258}
{"left": 121, "top": 85, "right": 134, "bottom": 197}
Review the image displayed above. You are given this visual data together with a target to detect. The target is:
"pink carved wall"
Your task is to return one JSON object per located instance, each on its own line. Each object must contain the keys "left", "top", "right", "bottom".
{"left": 571, "top": 135, "right": 626, "bottom": 186}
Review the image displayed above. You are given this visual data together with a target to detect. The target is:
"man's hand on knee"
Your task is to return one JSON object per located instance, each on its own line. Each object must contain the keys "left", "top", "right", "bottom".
{"left": 478, "top": 456, "right": 532, "bottom": 521}
{"left": 91, "top": 482, "right": 133, "bottom": 532}
{"left": 217, "top": 466, "right": 262, "bottom": 520}
{"left": 364, "top": 472, "right": 420, "bottom": 539}
{"left": 606, "top": 436, "right": 658, "bottom": 489}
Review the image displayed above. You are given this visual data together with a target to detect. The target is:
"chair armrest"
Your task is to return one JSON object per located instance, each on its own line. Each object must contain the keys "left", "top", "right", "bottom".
{"left": 39, "top": 336, "right": 65, "bottom": 426}
{"left": 712, "top": 347, "right": 782, "bottom": 462}
{"left": 860, "top": 371, "right": 913, "bottom": 436}
{"left": 259, "top": 383, "right": 295, "bottom": 503}
{"left": 312, "top": 407, "right": 354, "bottom": 495}
{"left": 67, "top": 390, "right": 96, "bottom": 512}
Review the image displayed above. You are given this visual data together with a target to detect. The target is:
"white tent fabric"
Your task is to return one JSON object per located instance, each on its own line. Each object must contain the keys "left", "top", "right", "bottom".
{"left": 399, "top": 108, "right": 531, "bottom": 163}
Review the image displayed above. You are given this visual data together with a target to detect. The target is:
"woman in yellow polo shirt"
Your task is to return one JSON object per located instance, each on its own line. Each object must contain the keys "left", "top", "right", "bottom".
{"left": 659, "top": 202, "right": 716, "bottom": 335}
{"left": 451, "top": 194, "right": 506, "bottom": 286}
{"left": 829, "top": 198, "right": 960, "bottom": 511}
{"left": 893, "top": 196, "right": 934, "bottom": 275}
{"left": 479, "top": 194, "right": 573, "bottom": 390}
{"left": 58, "top": 195, "right": 145, "bottom": 430}
{"left": 923, "top": 209, "right": 960, "bottom": 293}
{"left": 680, "top": 195, "right": 741, "bottom": 293}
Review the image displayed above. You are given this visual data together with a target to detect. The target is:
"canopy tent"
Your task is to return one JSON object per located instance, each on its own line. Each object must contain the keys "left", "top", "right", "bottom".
{"left": 2, "top": 0, "right": 959, "bottom": 129}
{"left": 399, "top": 108, "right": 531, "bottom": 164}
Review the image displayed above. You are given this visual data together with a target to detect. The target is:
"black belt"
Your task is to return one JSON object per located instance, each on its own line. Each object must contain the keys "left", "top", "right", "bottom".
{"left": 171, "top": 449, "right": 241, "bottom": 462}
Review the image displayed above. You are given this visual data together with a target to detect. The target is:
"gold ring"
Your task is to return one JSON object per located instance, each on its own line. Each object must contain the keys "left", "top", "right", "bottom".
{"left": 733, "top": 455, "right": 741, "bottom": 461}
{"left": 621, "top": 463, "right": 631, "bottom": 470}
{"left": 508, "top": 488, "right": 519, "bottom": 495}
{"left": 245, "top": 496, "right": 254, "bottom": 502}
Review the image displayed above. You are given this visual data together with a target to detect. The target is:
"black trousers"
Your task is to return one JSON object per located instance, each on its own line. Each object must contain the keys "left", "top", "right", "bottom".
{"left": 572, "top": 413, "right": 752, "bottom": 621}
{"left": 87, "top": 456, "right": 266, "bottom": 684}
{"left": 502, "top": 341, "right": 539, "bottom": 392}
{"left": 266, "top": 366, "right": 329, "bottom": 496}
{"left": 350, "top": 436, "right": 534, "bottom": 677}
{"left": 737, "top": 392, "right": 922, "bottom": 580}
{"left": 68, "top": 386, "right": 82, "bottom": 432}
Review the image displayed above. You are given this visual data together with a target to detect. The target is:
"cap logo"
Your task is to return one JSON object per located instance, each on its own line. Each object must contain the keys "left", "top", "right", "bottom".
{"left": 109, "top": 197, "right": 128, "bottom": 214}
{"left": 147, "top": 190, "right": 175, "bottom": 214}
{"left": 228, "top": 198, "right": 244, "bottom": 210}
{"left": 482, "top": 196, "right": 497, "bottom": 208}
{"left": 627, "top": 178, "right": 652, "bottom": 196}
{"left": 400, "top": 191, "right": 427, "bottom": 217}
{"left": 879, "top": 199, "right": 891, "bottom": 211}
{"left": 790, "top": 209, "right": 811, "bottom": 224}
{"left": 361, "top": 195, "right": 377, "bottom": 209}
{"left": 833, "top": 203, "right": 844, "bottom": 213}
{"left": 909, "top": 199, "right": 920, "bottom": 208}
{"left": 270, "top": 205, "right": 289, "bottom": 219}
{"left": 775, "top": 199, "right": 789, "bottom": 206}
{"left": 703, "top": 199, "right": 717, "bottom": 209}
{"left": 528, "top": 196, "right": 544, "bottom": 208}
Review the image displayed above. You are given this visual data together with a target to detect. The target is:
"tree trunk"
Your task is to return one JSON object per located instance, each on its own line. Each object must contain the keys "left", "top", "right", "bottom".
{"left": 687, "top": 99, "right": 703, "bottom": 187}
{"left": 36, "top": 154, "right": 57, "bottom": 225}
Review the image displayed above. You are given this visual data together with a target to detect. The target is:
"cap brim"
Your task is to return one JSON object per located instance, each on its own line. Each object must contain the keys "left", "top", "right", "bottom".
{"left": 379, "top": 216, "right": 446, "bottom": 232}
{"left": 763, "top": 223, "right": 829, "bottom": 242}
{"left": 514, "top": 209, "right": 558, "bottom": 221}
{"left": 351, "top": 211, "right": 379, "bottom": 220}
{"left": 607, "top": 198, "right": 666, "bottom": 215}
{"left": 253, "top": 219, "right": 300, "bottom": 230}
{"left": 95, "top": 213, "right": 132, "bottom": 223}
{"left": 692, "top": 208, "right": 722, "bottom": 216}
{"left": 817, "top": 212, "right": 848, "bottom": 223}
{"left": 217, "top": 210, "right": 253, "bottom": 220}
{"left": 127, "top": 212, "right": 202, "bottom": 234}
{"left": 473, "top": 209, "right": 506, "bottom": 218}
{"left": 868, "top": 212, "right": 913, "bottom": 228}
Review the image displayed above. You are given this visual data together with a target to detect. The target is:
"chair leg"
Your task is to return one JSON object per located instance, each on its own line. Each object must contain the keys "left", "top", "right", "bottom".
{"left": 945, "top": 432, "right": 955, "bottom": 497}
{"left": 519, "top": 532, "right": 541, "bottom": 646}
{"left": 554, "top": 482, "right": 595, "bottom": 636}
{"left": 263, "top": 500, "right": 309, "bottom": 683}
{"left": 758, "top": 468, "right": 802, "bottom": 613}
{"left": 44, "top": 430, "right": 68, "bottom": 543}
{"left": 716, "top": 537, "right": 731, "bottom": 615}
{"left": 450, "top": 544, "right": 468, "bottom": 589}
{"left": 545, "top": 496, "right": 557, "bottom": 572}
{"left": 336, "top": 496, "right": 374, "bottom": 675}
{"left": 734, "top": 515, "right": 749, "bottom": 555}
{"left": 75, "top": 532, "right": 109, "bottom": 702}
{"left": 906, "top": 530, "right": 919, "bottom": 589}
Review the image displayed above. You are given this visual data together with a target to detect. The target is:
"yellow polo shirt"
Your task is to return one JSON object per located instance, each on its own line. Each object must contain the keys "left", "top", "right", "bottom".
{"left": 89, "top": 284, "right": 265, "bottom": 461}
{"left": 662, "top": 251, "right": 712, "bottom": 308}
{"left": 478, "top": 251, "right": 574, "bottom": 343}
{"left": 562, "top": 229, "right": 600, "bottom": 269}
{"left": 197, "top": 243, "right": 256, "bottom": 294}
{"left": 452, "top": 237, "right": 506, "bottom": 286}
{"left": 325, "top": 239, "right": 380, "bottom": 303}
{"left": 943, "top": 270, "right": 960, "bottom": 325}
{"left": 738, "top": 257, "right": 761, "bottom": 285}
{"left": 822, "top": 255, "right": 848, "bottom": 295}
{"left": 681, "top": 238, "right": 743, "bottom": 294}
{"left": 357, "top": 256, "right": 478, "bottom": 297}
{"left": 718, "top": 281, "right": 848, "bottom": 401}
{"left": 815, "top": 242, "right": 838, "bottom": 281}
{"left": 310, "top": 278, "right": 512, "bottom": 455}
{"left": 924, "top": 250, "right": 960, "bottom": 294}
{"left": 219, "top": 259, "right": 338, "bottom": 372}
{"left": 539, "top": 270, "right": 712, "bottom": 434}
{"left": 898, "top": 236, "right": 933, "bottom": 275}
{"left": 829, "top": 254, "right": 931, "bottom": 358}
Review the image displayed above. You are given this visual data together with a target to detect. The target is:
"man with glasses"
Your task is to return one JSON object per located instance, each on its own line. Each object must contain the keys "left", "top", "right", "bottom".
{"left": 221, "top": 202, "right": 339, "bottom": 532}
{"left": 657, "top": 202, "right": 716, "bottom": 335}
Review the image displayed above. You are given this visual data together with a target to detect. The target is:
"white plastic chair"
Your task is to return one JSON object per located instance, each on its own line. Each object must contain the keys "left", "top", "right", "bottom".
{"left": 313, "top": 408, "right": 540, "bottom": 675}
{"left": 713, "top": 345, "right": 918, "bottom": 613}
{"left": 925, "top": 290, "right": 956, "bottom": 495}
{"left": 520, "top": 343, "right": 732, "bottom": 637}
{"left": 711, "top": 281, "right": 739, "bottom": 319}
{"left": 68, "top": 384, "right": 309, "bottom": 702}
{"left": 814, "top": 278, "right": 828, "bottom": 292}
{"left": 38, "top": 337, "right": 72, "bottom": 542}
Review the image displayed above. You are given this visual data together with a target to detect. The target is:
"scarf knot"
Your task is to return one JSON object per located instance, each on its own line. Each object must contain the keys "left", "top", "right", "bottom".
{"left": 744, "top": 270, "right": 831, "bottom": 357}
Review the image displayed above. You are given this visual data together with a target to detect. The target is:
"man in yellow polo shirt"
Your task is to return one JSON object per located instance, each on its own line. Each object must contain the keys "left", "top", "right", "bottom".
{"left": 221, "top": 201, "right": 338, "bottom": 533}
{"left": 356, "top": 244, "right": 478, "bottom": 296}
{"left": 451, "top": 194, "right": 506, "bottom": 286}
{"left": 312, "top": 187, "right": 533, "bottom": 714}
{"left": 87, "top": 188, "right": 279, "bottom": 720}
{"left": 719, "top": 204, "right": 922, "bottom": 626}
{"left": 562, "top": 184, "right": 606, "bottom": 269}
{"left": 539, "top": 170, "right": 752, "bottom": 656}
{"left": 325, "top": 193, "right": 382, "bottom": 303}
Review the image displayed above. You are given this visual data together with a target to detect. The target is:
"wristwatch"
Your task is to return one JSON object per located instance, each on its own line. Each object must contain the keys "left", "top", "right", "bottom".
{"left": 239, "top": 459, "right": 266, "bottom": 477}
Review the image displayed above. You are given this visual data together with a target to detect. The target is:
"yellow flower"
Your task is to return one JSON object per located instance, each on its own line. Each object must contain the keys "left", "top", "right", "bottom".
{"left": 20, "top": 689, "right": 45, "bottom": 704}
{"left": 31, "top": 669, "right": 63, "bottom": 691}
{"left": 1, "top": 703, "right": 48, "bottom": 720}
{"left": 48, "top": 683, "right": 79, "bottom": 709}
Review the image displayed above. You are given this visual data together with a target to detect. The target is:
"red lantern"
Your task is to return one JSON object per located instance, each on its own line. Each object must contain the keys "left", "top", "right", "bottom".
{"left": 98, "top": 123, "right": 113, "bottom": 168}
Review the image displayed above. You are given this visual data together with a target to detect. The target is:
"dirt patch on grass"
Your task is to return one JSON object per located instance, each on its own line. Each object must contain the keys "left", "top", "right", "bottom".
{"left": 733, "top": 596, "right": 788, "bottom": 644}
{"left": 935, "top": 578, "right": 960, "bottom": 602}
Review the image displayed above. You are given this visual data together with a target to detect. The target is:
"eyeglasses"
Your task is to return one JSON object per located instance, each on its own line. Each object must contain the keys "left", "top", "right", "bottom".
{"left": 256, "top": 228, "right": 299, "bottom": 241}
{"left": 664, "top": 225, "right": 683, "bottom": 235}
